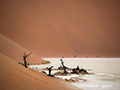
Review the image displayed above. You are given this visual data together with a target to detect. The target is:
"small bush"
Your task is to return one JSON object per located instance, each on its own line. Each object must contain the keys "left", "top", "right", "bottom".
{"left": 41, "top": 71, "right": 46, "bottom": 74}
{"left": 54, "top": 72, "right": 63, "bottom": 75}
{"left": 45, "top": 61, "right": 51, "bottom": 64}
{"left": 68, "top": 68, "right": 72, "bottom": 70}
{"left": 69, "top": 79, "right": 76, "bottom": 82}
{"left": 35, "top": 67, "right": 38, "bottom": 70}
{"left": 65, "top": 78, "right": 76, "bottom": 82}
{"left": 42, "top": 62, "right": 44, "bottom": 64}
{"left": 96, "top": 55, "right": 98, "bottom": 57}
{"left": 74, "top": 55, "right": 77, "bottom": 57}
{"left": 65, "top": 79, "right": 69, "bottom": 81}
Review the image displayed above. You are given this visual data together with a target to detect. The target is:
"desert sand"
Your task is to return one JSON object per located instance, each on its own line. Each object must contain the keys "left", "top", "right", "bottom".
{"left": 0, "top": 0, "right": 120, "bottom": 90}
{"left": 0, "top": 53, "right": 80, "bottom": 90}
{"left": 0, "top": 34, "right": 45, "bottom": 64}
{"left": 0, "top": 34, "right": 80, "bottom": 90}
{"left": 0, "top": 0, "right": 120, "bottom": 57}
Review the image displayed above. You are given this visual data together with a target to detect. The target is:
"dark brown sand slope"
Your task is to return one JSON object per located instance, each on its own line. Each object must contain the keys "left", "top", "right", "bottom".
{"left": 0, "top": 34, "right": 45, "bottom": 64}
{"left": 0, "top": 53, "right": 80, "bottom": 90}
{"left": 0, "top": 0, "right": 120, "bottom": 57}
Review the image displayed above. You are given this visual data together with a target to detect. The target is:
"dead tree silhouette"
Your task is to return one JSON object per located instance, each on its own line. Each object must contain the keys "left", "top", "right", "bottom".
{"left": 60, "top": 58, "right": 68, "bottom": 73}
{"left": 72, "top": 65, "right": 80, "bottom": 74}
{"left": 23, "top": 51, "right": 32, "bottom": 68}
{"left": 46, "top": 66, "right": 54, "bottom": 76}
{"left": 72, "top": 65, "right": 89, "bottom": 74}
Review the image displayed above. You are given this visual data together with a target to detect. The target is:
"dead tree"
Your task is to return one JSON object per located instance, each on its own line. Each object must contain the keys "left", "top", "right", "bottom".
{"left": 46, "top": 66, "right": 54, "bottom": 76}
{"left": 23, "top": 51, "right": 32, "bottom": 68}
{"left": 60, "top": 58, "right": 68, "bottom": 73}
{"left": 72, "top": 65, "right": 89, "bottom": 74}
{"left": 72, "top": 65, "right": 80, "bottom": 74}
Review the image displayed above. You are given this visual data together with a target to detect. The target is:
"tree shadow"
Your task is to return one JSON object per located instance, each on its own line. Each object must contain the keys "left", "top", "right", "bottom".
{"left": 18, "top": 62, "right": 26, "bottom": 67}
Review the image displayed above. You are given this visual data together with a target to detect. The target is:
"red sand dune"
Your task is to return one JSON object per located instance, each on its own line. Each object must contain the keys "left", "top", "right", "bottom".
{"left": 0, "top": 1, "right": 120, "bottom": 89}
{"left": 0, "top": 34, "right": 79, "bottom": 90}
{"left": 0, "top": 34, "right": 45, "bottom": 64}
{"left": 0, "top": 53, "right": 79, "bottom": 90}
{"left": 0, "top": 0, "right": 120, "bottom": 57}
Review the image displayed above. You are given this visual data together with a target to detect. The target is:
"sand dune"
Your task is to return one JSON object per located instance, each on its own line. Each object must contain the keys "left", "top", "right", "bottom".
{"left": 0, "top": 34, "right": 45, "bottom": 64}
{"left": 0, "top": 0, "right": 120, "bottom": 57}
{"left": 0, "top": 1, "right": 119, "bottom": 89}
{"left": 0, "top": 33, "right": 79, "bottom": 90}
{"left": 0, "top": 53, "right": 79, "bottom": 90}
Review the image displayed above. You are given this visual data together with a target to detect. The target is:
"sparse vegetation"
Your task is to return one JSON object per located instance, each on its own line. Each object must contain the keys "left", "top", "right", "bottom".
{"left": 65, "top": 78, "right": 76, "bottom": 82}
{"left": 54, "top": 71, "right": 69, "bottom": 75}
{"left": 41, "top": 71, "right": 46, "bottom": 74}
{"left": 96, "top": 55, "right": 98, "bottom": 57}
{"left": 65, "top": 79, "right": 69, "bottom": 81}
{"left": 42, "top": 62, "right": 44, "bottom": 64}
{"left": 74, "top": 55, "right": 77, "bottom": 57}
{"left": 68, "top": 68, "right": 72, "bottom": 70}
{"left": 35, "top": 67, "right": 38, "bottom": 70}
{"left": 28, "top": 68, "right": 35, "bottom": 72}
{"left": 54, "top": 71, "right": 63, "bottom": 75}
{"left": 69, "top": 78, "right": 76, "bottom": 82}
{"left": 45, "top": 61, "right": 51, "bottom": 64}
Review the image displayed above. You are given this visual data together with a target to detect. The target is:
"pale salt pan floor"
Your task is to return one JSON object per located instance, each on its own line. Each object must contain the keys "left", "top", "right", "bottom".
{"left": 29, "top": 58, "right": 120, "bottom": 90}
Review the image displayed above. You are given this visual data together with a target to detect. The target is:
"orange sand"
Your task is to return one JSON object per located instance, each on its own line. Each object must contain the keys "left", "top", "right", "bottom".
{"left": 0, "top": 53, "right": 80, "bottom": 90}
{"left": 0, "top": 34, "right": 45, "bottom": 64}
{"left": 0, "top": 1, "right": 120, "bottom": 89}
{"left": 0, "top": 34, "right": 80, "bottom": 90}
{"left": 0, "top": 0, "right": 120, "bottom": 57}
